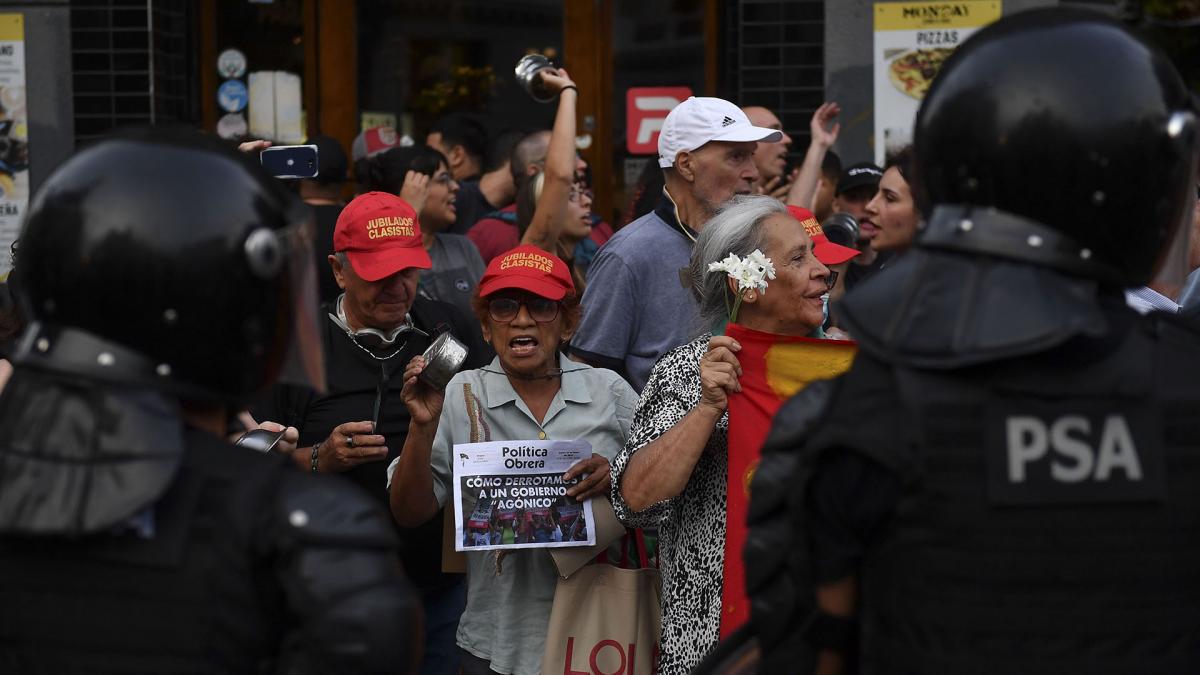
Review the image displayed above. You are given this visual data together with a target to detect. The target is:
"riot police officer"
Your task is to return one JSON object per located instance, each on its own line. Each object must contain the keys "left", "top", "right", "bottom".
{"left": 0, "top": 130, "right": 420, "bottom": 673}
{"left": 729, "top": 8, "right": 1200, "bottom": 675}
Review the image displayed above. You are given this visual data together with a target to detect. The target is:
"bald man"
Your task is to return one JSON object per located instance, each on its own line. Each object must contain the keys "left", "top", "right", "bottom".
{"left": 744, "top": 106, "right": 794, "bottom": 201}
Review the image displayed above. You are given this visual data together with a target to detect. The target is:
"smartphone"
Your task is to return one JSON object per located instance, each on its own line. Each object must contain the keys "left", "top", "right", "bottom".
{"left": 260, "top": 144, "right": 319, "bottom": 179}
{"left": 235, "top": 428, "right": 287, "bottom": 453}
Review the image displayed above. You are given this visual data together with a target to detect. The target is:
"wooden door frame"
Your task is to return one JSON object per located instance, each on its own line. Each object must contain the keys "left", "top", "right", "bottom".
{"left": 565, "top": 1, "right": 721, "bottom": 224}
{"left": 197, "top": 0, "right": 356, "bottom": 158}
{"left": 564, "top": 1, "right": 615, "bottom": 223}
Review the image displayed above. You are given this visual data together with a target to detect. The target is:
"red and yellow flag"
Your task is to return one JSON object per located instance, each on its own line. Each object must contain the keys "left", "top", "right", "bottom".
{"left": 719, "top": 323, "right": 857, "bottom": 638}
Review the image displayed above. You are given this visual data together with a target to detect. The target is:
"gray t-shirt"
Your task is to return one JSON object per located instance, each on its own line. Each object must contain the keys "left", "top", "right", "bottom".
{"left": 421, "top": 233, "right": 486, "bottom": 321}
{"left": 387, "top": 355, "right": 637, "bottom": 675}
{"left": 571, "top": 195, "right": 700, "bottom": 391}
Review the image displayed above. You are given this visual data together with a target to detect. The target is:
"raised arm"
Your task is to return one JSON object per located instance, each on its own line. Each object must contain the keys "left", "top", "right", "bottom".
{"left": 521, "top": 68, "right": 579, "bottom": 252}
{"left": 787, "top": 102, "right": 840, "bottom": 209}
{"left": 388, "top": 356, "right": 444, "bottom": 528}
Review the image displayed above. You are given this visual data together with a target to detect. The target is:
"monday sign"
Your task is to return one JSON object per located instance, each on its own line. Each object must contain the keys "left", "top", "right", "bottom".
{"left": 873, "top": 1, "right": 1001, "bottom": 164}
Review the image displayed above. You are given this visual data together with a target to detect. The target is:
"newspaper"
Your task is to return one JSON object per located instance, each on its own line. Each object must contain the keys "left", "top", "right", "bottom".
{"left": 452, "top": 439, "right": 595, "bottom": 552}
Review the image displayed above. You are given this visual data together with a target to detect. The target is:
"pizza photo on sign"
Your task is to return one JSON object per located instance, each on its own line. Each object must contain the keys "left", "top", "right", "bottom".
{"left": 888, "top": 48, "right": 955, "bottom": 99}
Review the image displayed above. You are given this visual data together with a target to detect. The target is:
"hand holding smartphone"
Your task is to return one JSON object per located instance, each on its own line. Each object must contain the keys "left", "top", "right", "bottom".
{"left": 260, "top": 144, "right": 319, "bottom": 179}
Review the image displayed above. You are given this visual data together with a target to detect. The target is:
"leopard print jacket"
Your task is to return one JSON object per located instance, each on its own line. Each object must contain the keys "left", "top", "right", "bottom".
{"left": 610, "top": 334, "right": 728, "bottom": 675}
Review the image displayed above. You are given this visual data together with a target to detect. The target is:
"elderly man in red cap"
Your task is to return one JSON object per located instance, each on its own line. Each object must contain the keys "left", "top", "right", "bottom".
{"left": 252, "top": 191, "right": 490, "bottom": 675}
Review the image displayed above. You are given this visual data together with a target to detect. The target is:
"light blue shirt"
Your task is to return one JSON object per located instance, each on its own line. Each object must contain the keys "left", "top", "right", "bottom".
{"left": 571, "top": 191, "right": 701, "bottom": 391}
{"left": 388, "top": 354, "right": 637, "bottom": 675}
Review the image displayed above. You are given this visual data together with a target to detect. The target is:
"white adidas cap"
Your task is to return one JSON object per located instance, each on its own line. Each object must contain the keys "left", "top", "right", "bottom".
{"left": 657, "top": 97, "right": 784, "bottom": 169}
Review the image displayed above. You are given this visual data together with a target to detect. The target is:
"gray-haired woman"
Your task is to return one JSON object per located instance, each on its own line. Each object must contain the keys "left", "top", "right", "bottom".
{"left": 609, "top": 195, "right": 857, "bottom": 674}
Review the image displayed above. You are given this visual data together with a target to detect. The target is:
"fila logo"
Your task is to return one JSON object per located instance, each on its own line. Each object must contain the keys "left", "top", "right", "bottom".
{"left": 1006, "top": 415, "right": 1141, "bottom": 483}
{"left": 626, "top": 87, "right": 693, "bottom": 154}
{"left": 721, "top": 116, "right": 736, "bottom": 127}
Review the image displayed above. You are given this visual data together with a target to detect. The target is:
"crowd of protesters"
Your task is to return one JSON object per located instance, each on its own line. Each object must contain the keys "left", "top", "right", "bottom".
{"left": 1, "top": 8, "right": 1199, "bottom": 675}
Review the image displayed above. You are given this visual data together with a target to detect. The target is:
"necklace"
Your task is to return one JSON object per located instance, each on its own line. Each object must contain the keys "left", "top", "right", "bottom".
{"left": 329, "top": 295, "right": 428, "bottom": 361}
{"left": 480, "top": 366, "right": 591, "bottom": 380}
{"left": 345, "top": 332, "right": 410, "bottom": 361}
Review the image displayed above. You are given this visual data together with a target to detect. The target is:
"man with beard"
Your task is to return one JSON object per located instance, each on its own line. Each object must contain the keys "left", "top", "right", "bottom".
{"left": 570, "top": 96, "right": 781, "bottom": 391}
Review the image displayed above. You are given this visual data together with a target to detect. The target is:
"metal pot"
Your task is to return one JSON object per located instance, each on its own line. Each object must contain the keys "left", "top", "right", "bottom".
{"left": 419, "top": 332, "right": 469, "bottom": 390}
{"left": 515, "top": 54, "right": 556, "bottom": 103}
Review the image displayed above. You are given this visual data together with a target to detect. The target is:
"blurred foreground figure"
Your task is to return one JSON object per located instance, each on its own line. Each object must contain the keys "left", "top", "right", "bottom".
{"left": 0, "top": 131, "right": 419, "bottom": 673}
{"left": 701, "top": 9, "right": 1200, "bottom": 674}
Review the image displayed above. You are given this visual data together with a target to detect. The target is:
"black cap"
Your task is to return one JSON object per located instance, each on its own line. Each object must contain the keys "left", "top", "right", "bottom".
{"left": 836, "top": 162, "right": 883, "bottom": 195}
{"left": 307, "top": 134, "right": 348, "bottom": 185}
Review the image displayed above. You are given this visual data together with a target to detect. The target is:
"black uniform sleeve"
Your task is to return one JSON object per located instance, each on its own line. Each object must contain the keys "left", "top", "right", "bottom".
{"left": 804, "top": 450, "right": 902, "bottom": 584}
{"left": 268, "top": 470, "right": 421, "bottom": 675}
{"left": 249, "top": 382, "right": 314, "bottom": 432}
{"left": 441, "top": 297, "right": 493, "bottom": 369}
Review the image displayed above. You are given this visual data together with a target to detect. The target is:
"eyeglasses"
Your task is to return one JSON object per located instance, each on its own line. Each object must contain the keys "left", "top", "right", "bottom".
{"left": 568, "top": 186, "right": 592, "bottom": 203}
{"left": 433, "top": 172, "right": 455, "bottom": 186}
{"left": 488, "top": 297, "right": 560, "bottom": 323}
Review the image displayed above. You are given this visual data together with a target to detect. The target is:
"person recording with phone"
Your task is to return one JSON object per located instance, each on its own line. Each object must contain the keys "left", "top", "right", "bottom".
{"left": 251, "top": 191, "right": 489, "bottom": 675}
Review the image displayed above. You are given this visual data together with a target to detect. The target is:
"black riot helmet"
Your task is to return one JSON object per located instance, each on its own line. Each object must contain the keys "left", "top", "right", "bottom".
{"left": 914, "top": 8, "right": 1198, "bottom": 286}
{"left": 13, "top": 129, "right": 325, "bottom": 400}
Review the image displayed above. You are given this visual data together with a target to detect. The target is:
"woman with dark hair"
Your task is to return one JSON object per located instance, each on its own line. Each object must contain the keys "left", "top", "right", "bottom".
{"left": 388, "top": 245, "right": 637, "bottom": 675}
{"left": 864, "top": 145, "right": 922, "bottom": 254}
{"left": 365, "top": 144, "right": 487, "bottom": 322}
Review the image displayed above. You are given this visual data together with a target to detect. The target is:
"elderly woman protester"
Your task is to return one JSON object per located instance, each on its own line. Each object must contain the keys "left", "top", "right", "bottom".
{"left": 610, "top": 195, "right": 859, "bottom": 675}
{"left": 387, "top": 244, "right": 638, "bottom": 675}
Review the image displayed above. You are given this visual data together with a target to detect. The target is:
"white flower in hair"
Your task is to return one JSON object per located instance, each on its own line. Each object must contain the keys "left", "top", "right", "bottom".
{"left": 708, "top": 253, "right": 741, "bottom": 275}
{"left": 746, "top": 249, "right": 776, "bottom": 283}
{"left": 707, "top": 248, "right": 775, "bottom": 324}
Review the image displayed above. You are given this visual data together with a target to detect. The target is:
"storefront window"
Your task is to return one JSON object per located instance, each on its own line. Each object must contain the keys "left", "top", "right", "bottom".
{"left": 357, "top": 0, "right": 563, "bottom": 141}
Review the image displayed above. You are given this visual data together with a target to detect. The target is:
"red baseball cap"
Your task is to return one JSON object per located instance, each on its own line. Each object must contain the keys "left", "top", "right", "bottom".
{"left": 477, "top": 245, "right": 575, "bottom": 301}
{"left": 787, "top": 205, "right": 860, "bottom": 266}
{"left": 334, "top": 192, "right": 432, "bottom": 282}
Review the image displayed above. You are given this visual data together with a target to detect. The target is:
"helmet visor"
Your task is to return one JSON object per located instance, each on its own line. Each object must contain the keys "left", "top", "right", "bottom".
{"left": 1149, "top": 113, "right": 1199, "bottom": 297}
{"left": 276, "top": 212, "right": 327, "bottom": 394}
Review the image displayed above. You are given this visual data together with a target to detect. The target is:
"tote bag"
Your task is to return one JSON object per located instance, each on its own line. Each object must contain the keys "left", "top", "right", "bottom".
{"left": 541, "top": 530, "right": 661, "bottom": 675}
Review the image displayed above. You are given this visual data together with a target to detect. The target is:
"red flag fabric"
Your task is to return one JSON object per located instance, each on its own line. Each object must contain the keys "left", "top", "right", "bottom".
{"left": 718, "top": 323, "right": 857, "bottom": 638}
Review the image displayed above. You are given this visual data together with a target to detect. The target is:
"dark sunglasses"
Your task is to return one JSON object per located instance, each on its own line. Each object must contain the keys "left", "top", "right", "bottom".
{"left": 825, "top": 269, "right": 839, "bottom": 291}
{"left": 488, "top": 297, "right": 560, "bottom": 323}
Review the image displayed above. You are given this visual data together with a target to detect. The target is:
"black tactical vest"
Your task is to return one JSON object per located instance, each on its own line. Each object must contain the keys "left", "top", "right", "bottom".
{"left": 844, "top": 315, "right": 1200, "bottom": 674}
{"left": 0, "top": 430, "right": 287, "bottom": 673}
